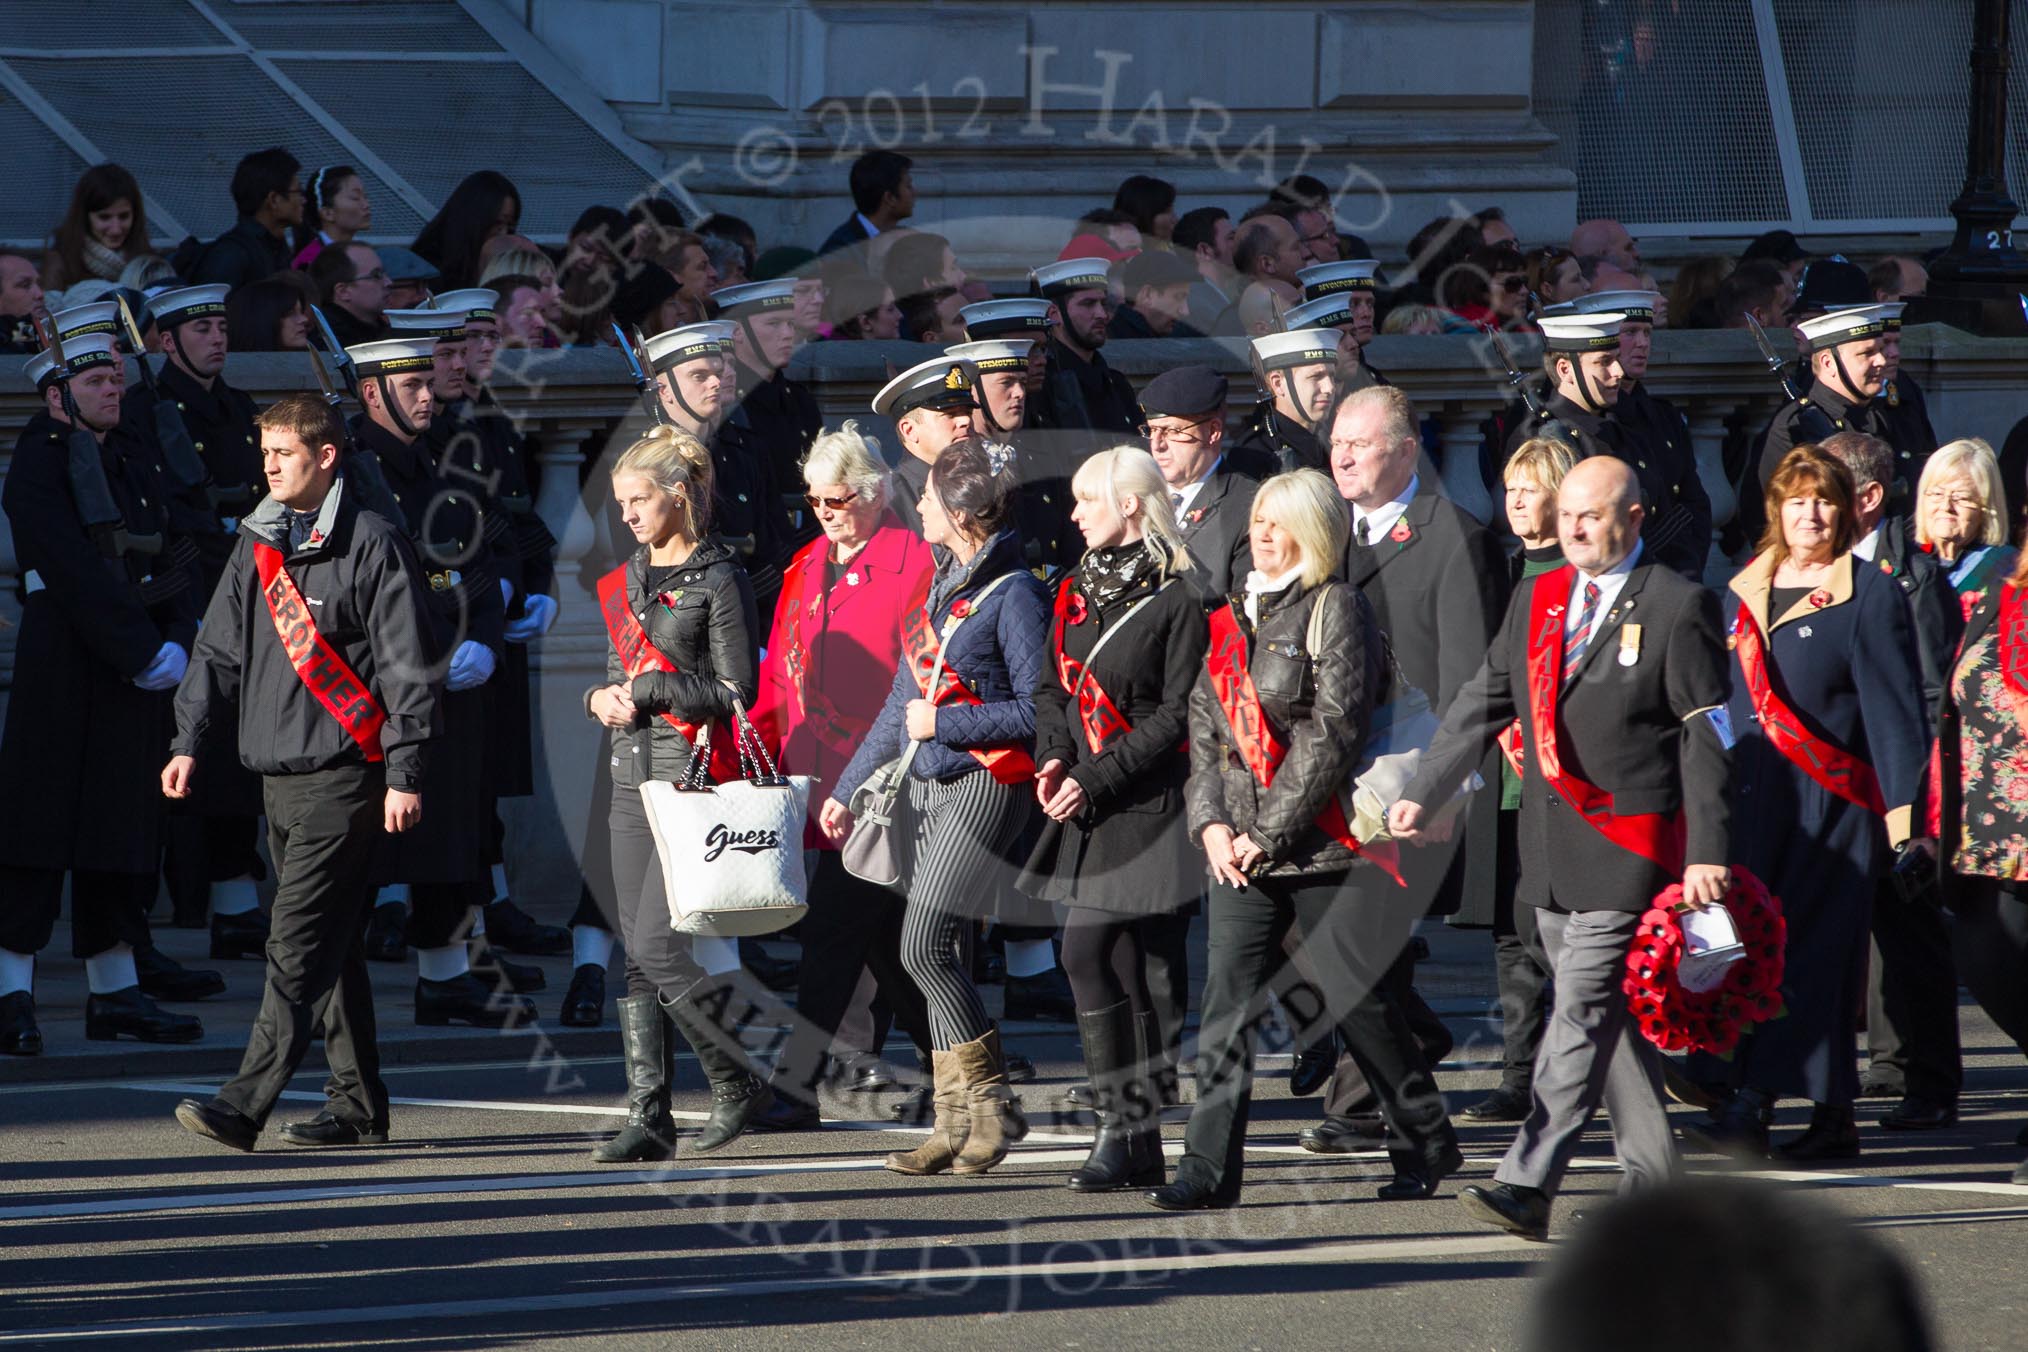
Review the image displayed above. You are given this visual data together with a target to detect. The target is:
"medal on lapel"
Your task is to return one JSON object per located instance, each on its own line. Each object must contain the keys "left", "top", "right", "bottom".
{"left": 1618, "top": 623, "right": 1641, "bottom": 668}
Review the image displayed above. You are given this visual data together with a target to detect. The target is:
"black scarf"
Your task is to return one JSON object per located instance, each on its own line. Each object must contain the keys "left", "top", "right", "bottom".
{"left": 1077, "top": 541, "right": 1157, "bottom": 612}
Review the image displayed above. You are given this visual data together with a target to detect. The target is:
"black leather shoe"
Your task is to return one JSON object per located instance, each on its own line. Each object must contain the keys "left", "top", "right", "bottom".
{"left": 1005, "top": 1051, "right": 1038, "bottom": 1084}
{"left": 844, "top": 1055, "right": 897, "bottom": 1093}
{"left": 209, "top": 909, "right": 270, "bottom": 961}
{"left": 468, "top": 947, "right": 545, "bottom": 994}
{"left": 1003, "top": 968, "right": 1078, "bottom": 1023}
{"left": 1776, "top": 1103, "right": 1860, "bottom": 1163}
{"left": 135, "top": 944, "right": 226, "bottom": 1001}
{"left": 482, "top": 898, "right": 570, "bottom": 956}
{"left": 558, "top": 963, "right": 606, "bottom": 1027}
{"left": 1299, "top": 1115, "right": 1387, "bottom": 1154}
{"left": 1878, "top": 1096, "right": 1957, "bottom": 1131}
{"left": 1461, "top": 1086, "right": 1533, "bottom": 1122}
{"left": 1147, "top": 1177, "right": 1237, "bottom": 1211}
{"left": 175, "top": 1097, "right": 257, "bottom": 1152}
{"left": 890, "top": 1083, "right": 934, "bottom": 1124}
{"left": 1682, "top": 1088, "right": 1773, "bottom": 1160}
{"left": 86, "top": 986, "right": 203, "bottom": 1042}
{"left": 365, "top": 902, "right": 409, "bottom": 963}
{"left": 739, "top": 938, "right": 800, "bottom": 992}
{"left": 1288, "top": 1041, "right": 1335, "bottom": 1097}
{"left": 1858, "top": 1076, "right": 1905, "bottom": 1099}
{"left": 1458, "top": 1183, "right": 1550, "bottom": 1241}
{"left": 752, "top": 1094, "right": 821, "bottom": 1131}
{"left": 280, "top": 1110, "right": 389, "bottom": 1146}
{"left": 0, "top": 991, "right": 42, "bottom": 1055}
{"left": 1378, "top": 1141, "right": 1465, "bottom": 1201}
{"left": 415, "top": 973, "right": 537, "bottom": 1028}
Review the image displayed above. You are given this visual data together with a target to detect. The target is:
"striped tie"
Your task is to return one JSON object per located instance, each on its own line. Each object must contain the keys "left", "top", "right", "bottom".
{"left": 1562, "top": 580, "right": 1601, "bottom": 686}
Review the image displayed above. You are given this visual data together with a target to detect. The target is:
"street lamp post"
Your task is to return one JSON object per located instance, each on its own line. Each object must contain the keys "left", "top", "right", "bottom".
{"left": 1906, "top": 0, "right": 2028, "bottom": 334}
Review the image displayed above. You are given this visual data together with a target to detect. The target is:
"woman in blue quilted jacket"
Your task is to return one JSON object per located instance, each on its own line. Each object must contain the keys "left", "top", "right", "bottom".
{"left": 824, "top": 437, "right": 1049, "bottom": 1178}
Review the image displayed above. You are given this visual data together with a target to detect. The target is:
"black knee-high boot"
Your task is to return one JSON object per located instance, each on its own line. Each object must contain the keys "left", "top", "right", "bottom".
{"left": 1068, "top": 1000, "right": 1166, "bottom": 1192}
{"left": 591, "top": 994, "right": 676, "bottom": 1163}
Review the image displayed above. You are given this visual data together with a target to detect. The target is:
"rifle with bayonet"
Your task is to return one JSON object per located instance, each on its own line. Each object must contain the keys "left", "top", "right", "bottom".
{"left": 614, "top": 320, "right": 670, "bottom": 426}
{"left": 306, "top": 306, "right": 403, "bottom": 523}
{"left": 1743, "top": 312, "right": 1807, "bottom": 403}
{"left": 114, "top": 295, "right": 213, "bottom": 502}
{"left": 1487, "top": 326, "right": 1554, "bottom": 423}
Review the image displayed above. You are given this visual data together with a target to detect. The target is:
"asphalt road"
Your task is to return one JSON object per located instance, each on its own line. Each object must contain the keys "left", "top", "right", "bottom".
{"left": 4, "top": 1013, "right": 2027, "bottom": 1350}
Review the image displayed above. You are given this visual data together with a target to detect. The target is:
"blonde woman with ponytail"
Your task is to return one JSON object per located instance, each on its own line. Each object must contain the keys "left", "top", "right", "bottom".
{"left": 1017, "top": 444, "right": 1208, "bottom": 1193}
{"left": 584, "top": 425, "right": 775, "bottom": 1163}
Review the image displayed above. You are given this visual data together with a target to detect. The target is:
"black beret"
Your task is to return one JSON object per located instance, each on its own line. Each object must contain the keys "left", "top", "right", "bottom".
{"left": 1789, "top": 259, "right": 1870, "bottom": 317}
{"left": 1138, "top": 364, "right": 1227, "bottom": 419}
{"left": 611, "top": 263, "right": 680, "bottom": 330}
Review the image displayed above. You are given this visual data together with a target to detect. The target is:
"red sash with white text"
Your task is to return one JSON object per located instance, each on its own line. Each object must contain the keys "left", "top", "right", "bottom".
{"left": 1205, "top": 602, "right": 1401, "bottom": 883}
{"left": 1730, "top": 602, "right": 1886, "bottom": 816}
{"left": 1526, "top": 566, "right": 1685, "bottom": 873}
{"left": 254, "top": 542, "right": 385, "bottom": 762}
{"left": 597, "top": 563, "right": 741, "bottom": 782}
{"left": 899, "top": 590, "right": 1036, "bottom": 786}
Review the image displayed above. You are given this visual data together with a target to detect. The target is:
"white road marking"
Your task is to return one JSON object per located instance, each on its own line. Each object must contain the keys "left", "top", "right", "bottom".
{"left": 0, "top": 1231, "right": 1546, "bottom": 1344}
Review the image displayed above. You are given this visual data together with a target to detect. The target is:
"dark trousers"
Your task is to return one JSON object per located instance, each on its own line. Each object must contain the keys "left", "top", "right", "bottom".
{"left": 1951, "top": 876, "right": 2028, "bottom": 1058}
{"left": 609, "top": 787, "right": 707, "bottom": 1000}
{"left": 1177, "top": 870, "right": 1451, "bottom": 1200}
{"left": 1491, "top": 806, "right": 1550, "bottom": 1092}
{"left": 217, "top": 764, "right": 388, "bottom": 1130}
{"left": 407, "top": 880, "right": 486, "bottom": 950}
{"left": 769, "top": 850, "right": 934, "bottom": 1100}
{"left": 162, "top": 812, "right": 264, "bottom": 922}
{"left": 1866, "top": 879, "right": 1963, "bottom": 1103}
{"left": 1142, "top": 910, "right": 1193, "bottom": 1080}
{"left": 0, "top": 866, "right": 153, "bottom": 959}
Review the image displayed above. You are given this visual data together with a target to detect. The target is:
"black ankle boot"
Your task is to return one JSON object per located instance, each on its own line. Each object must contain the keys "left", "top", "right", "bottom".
{"left": 209, "top": 909, "right": 270, "bottom": 961}
{"left": 661, "top": 981, "right": 774, "bottom": 1153}
{"left": 592, "top": 994, "right": 676, "bottom": 1163}
{"left": 1684, "top": 1086, "right": 1773, "bottom": 1159}
{"left": 85, "top": 986, "right": 203, "bottom": 1043}
{"left": 134, "top": 944, "right": 226, "bottom": 1001}
{"left": 1777, "top": 1101, "right": 1861, "bottom": 1163}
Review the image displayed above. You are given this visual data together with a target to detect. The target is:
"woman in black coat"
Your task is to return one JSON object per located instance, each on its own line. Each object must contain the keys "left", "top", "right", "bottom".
{"left": 1147, "top": 469, "right": 1462, "bottom": 1212}
{"left": 585, "top": 425, "right": 770, "bottom": 1162}
{"left": 1020, "top": 446, "right": 1208, "bottom": 1192}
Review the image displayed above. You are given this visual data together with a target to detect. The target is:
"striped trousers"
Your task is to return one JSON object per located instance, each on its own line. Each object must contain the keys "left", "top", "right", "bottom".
{"left": 900, "top": 772, "right": 1029, "bottom": 1048}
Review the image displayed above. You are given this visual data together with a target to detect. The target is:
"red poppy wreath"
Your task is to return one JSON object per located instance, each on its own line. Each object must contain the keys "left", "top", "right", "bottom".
{"left": 1622, "top": 867, "right": 1785, "bottom": 1055}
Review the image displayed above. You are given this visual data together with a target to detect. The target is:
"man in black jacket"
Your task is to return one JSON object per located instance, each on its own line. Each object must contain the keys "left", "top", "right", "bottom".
{"left": 167, "top": 393, "right": 438, "bottom": 1151}
{"left": 713, "top": 278, "right": 822, "bottom": 516}
{"left": 873, "top": 354, "right": 980, "bottom": 537}
{"left": 1300, "top": 382, "right": 1508, "bottom": 1151}
{"left": 0, "top": 334, "right": 209, "bottom": 1056}
{"left": 1293, "top": 259, "right": 1390, "bottom": 391}
{"left": 816, "top": 149, "right": 912, "bottom": 257}
{"left": 190, "top": 147, "right": 303, "bottom": 293}
{"left": 1755, "top": 303, "right": 1921, "bottom": 500}
{"left": 1395, "top": 456, "right": 1734, "bottom": 1241}
{"left": 1820, "top": 430, "right": 1965, "bottom": 1132}
{"left": 1032, "top": 258, "right": 1142, "bottom": 442}
{"left": 1143, "top": 365, "right": 1273, "bottom": 604}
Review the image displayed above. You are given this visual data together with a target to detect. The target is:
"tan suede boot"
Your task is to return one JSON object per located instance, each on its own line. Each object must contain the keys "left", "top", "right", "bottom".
{"left": 953, "top": 1027, "right": 1029, "bottom": 1175}
{"left": 884, "top": 1050, "right": 969, "bottom": 1175}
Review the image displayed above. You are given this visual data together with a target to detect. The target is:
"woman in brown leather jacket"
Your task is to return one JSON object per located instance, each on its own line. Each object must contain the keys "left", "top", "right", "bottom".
{"left": 1147, "top": 469, "right": 1462, "bottom": 1212}
{"left": 584, "top": 426, "right": 772, "bottom": 1162}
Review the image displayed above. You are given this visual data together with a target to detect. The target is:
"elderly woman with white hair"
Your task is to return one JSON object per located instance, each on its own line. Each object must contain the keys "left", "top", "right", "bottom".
{"left": 748, "top": 421, "right": 938, "bottom": 1130}
{"left": 1917, "top": 437, "right": 2014, "bottom": 607}
{"left": 1148, "top": 468, "right": 1462, "bottom": 1212}
{"left": 1018, "top": 445, "right": 1208, "bottom": 1193}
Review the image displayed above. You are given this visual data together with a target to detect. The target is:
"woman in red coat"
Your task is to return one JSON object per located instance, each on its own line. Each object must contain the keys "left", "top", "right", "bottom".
{"left": 750, "top": 421, "right": 938, "bottom": 1128}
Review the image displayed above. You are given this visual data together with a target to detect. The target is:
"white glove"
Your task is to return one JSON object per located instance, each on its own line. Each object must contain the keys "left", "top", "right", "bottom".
{"left": 134, "top": 641, "right": 188, "bottom": 692}
{"left": 499, "top": 576, "right": 515, "bottom": 608}
{"left": 445, "top": 640, "right": 497, "bottom": 692}
{"left": 503, "top": 593, "right": 558, "bottom": 643}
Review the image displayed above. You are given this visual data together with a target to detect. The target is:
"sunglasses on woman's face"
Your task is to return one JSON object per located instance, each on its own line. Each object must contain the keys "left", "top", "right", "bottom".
{"left": 1498, "top": 274, "right": 1528, "bottom": 293}
{"left": 804, "top": 490, "right": 860, "bottom": 511}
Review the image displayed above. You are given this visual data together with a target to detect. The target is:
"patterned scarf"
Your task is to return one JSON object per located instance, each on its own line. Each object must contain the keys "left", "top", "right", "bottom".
{"left": 82, "top": 237, "right": 128, "bottom": 282}
{"left": 1076, "top": 541, "right": 1156, "bottom": 612}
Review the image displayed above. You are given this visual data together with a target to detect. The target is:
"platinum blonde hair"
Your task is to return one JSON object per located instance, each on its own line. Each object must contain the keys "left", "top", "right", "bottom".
{"left": 1250, "top": 468, "right": 1348, "bottom": 589}
{"left": 801, "top": 419, "right": 892, "bottom": 511}
{"left": 1072, "top": 445, "right": 1195, "bottom": 576}
{"left": 612, "top": 424, "right": 714, "bottom": 537}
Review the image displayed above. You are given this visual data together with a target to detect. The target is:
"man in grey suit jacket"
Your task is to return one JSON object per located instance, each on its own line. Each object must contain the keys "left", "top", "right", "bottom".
{"left": 1392, "top": 457, "right": 1734, "bottom": 1241}
{"left": 1142, "top": 365, "right": 1275, "bottom": 606}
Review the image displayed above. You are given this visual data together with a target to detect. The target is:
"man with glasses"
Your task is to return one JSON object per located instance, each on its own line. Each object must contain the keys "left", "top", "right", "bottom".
{"left": 191, "top": 147, "right": 304, "bottom": 293}
{"left": 1140, "top": 365, "right": 1271, "bottom": 604}
{"left": 311, "top": 243, "right": 391, "bottom": 348}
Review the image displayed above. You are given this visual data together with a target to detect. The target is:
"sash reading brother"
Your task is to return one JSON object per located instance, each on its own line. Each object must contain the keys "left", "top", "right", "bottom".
{"left": 1730, "top": 601, "right": 1886, "bottom": 816}
{"left": 898, "top": 588, "right": 1035, "bottom": 786}
{"left": 596, "top": 563, "right": 742, "bottom": 783}
{"left": 253, "top": 542, "right": 385, "bottom": 761}
{"left": 1052, "top": 580, "right": 1134, "bottom": 755}
{"left": 1204, "top": 602, "right": 1400, "bottom": 884}
{"left": 1526, "top": 566, "right": 1684, "bottom": 874}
